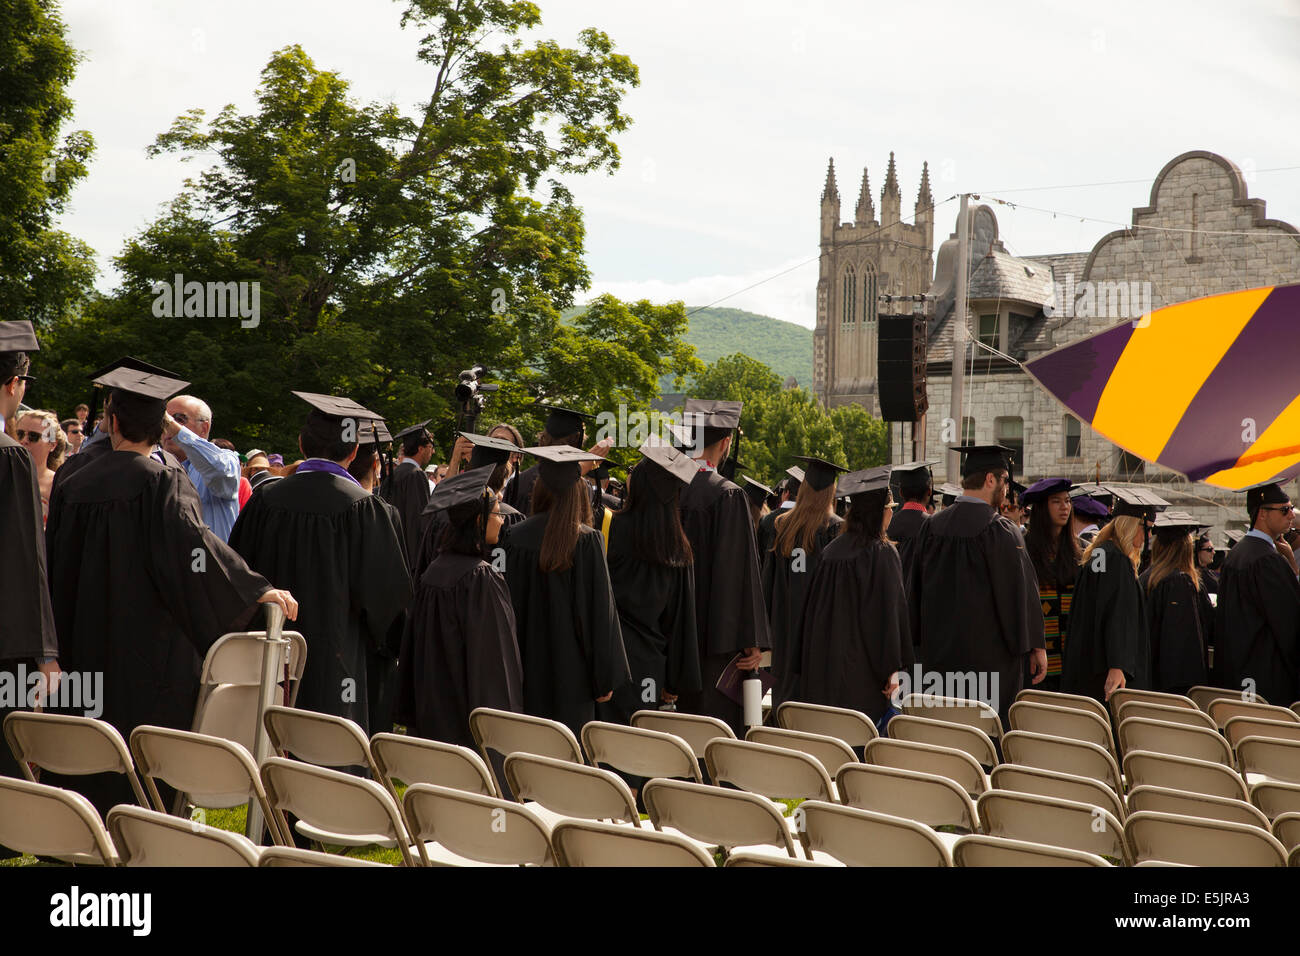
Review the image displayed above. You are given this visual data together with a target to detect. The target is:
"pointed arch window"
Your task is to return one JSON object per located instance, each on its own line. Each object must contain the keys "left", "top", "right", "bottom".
{"left": 862, "top": 262, "right": 877, "bottom": 332}
{"left": 842, "top": 266, "right": 857, "bottom": 329}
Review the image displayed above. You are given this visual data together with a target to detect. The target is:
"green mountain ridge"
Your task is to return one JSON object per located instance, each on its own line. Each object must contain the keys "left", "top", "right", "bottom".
{"left": 564, "top": 305, "right": 813, "bottom": 391}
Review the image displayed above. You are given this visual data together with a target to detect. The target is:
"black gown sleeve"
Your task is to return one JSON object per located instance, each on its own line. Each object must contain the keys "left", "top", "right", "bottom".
{"left": 464, "top": 566, "right": 525, "bottom": 714}
{"left": 662, "top": 563, "right": 702, "bottom": 697}
{"left": 2, "top": 443, "right": 57, "bottom": 660}
{"left": 574, "top": 530, "right": 630, "bottom": 697}
{"left": 350, "top": 498, "right": 415, "bottom": 657}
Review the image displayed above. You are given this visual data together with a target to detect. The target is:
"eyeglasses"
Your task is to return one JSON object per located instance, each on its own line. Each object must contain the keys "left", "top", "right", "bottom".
{"left": 66, "top": 428, "right": 81, "bottom": 435}
{"left": 1261, "top": 504, "right": 1296, "bottom": 515}
{"left": 14, "top": 429, "right": 49, "bottom": 443}
{"left": 171, "top": 412, "right": 209, "bottom": 427}
{"left": 18, "top": 375, "right": 36, "bottom": 386}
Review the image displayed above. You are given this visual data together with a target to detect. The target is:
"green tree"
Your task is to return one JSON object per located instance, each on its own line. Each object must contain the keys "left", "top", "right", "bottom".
{"left": 691, "top": 352, "right": 782, "bottom": 402}
{"left": 0, "top": 0, "right": 96, "bottom": 327}
{"left": 40, "top": 2, "right": 695, "bottom": 455}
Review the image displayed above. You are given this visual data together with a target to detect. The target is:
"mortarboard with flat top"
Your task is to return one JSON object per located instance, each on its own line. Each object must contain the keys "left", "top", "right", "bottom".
{"left": 461, "top": 431, "right": 522, "bottom": 469}
{"left": 741, "top": 476, "right": 773, "bottom": 508}
{"left": 0, "top": 320, "right": 40, "bottom": 355}
{"left": 637, "top": 436, "right": 699, "bottom": 487}
{"left": 892, "top": 460, "right": 937, "bottom": 495}
{"left": 951, "top": 444, "right": 1015, "bottom": 478}
{"left": 424, "top": 464, "right": 496, "bottom": 514}
{"left": 357, "top": 419, "right": 393, "bottom": 444}
{"left": 785, "top": 465, "right": 806, "bottom": 485}
{"left": 525, "top": 444, "right": 604, "bottom": 492}
{"left": 291, "top": 391, "right": 381, "bottom": 421}
{"left": 393, "top": 420, "right": 432, "bottom": 446}
{"left": 1245, "top": 481, "right": 1290, "bottom": 518}
{"left": 93, "top": 361, "right": 190, "bottom": 403}
{"left": 791, "top": 455, "right": 848, "bottom": 493}
{"left": 837, "top": 465, "right": 893, "bottom": 498}
{"left": 681, "top": 398, "right": 743, "bottom": 431}
{"left": 534, "top": 403, "right": 595, "bottom": 439}
{"left": 1106, "top": 485, "right": 1169, "bottom": 520}
{"left": 1152, "top": 510, "right": 1204, "bottom": 533}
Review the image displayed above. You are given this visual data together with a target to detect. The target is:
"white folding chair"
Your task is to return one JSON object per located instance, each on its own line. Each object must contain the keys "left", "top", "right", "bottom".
{"left": 1187, "top": 685, "right": 1260, "bottom": 713}
{"left": 775, "top": 701, "right": 879, "bottom": 749}
{"left": 837, "top": 763, "right": 979, "bottom": 836}
{"left": 581, "top": 721, "right": 701, "bottom": 783}
{"left": 106, "top": 804, "right": 261, "bottom": 867}
{"left": 503, "top": 752, "right": 641, "bottom": 827}
{"left": 4, "top": 711, "right": 148, "bottom": 807}
{"left": 1208, "top": 697, "right": 1299, "bottom": 731}
{"left": 630, "top": 710, "right": 735, "bottom": 760}
{"left": 469, "top": 707, "right": 584, "bottom": 793}
{"left": 864, "top": 737, "right": 988, "bottom": 796}
{"left": 1126, "top": 785, "right": 1269, "bottom": 830}
{"left": 953, "top": 833, "right": 1112, "bottom": 867}
{"left": 1250, "top": 780, "right": 1300, "bottom": 822}
{"left": 0, "top": 775, "right": 118, "bottom": 866}
{"left": 642, "top": 777, "right": 797, "bottom": 860}
{"left": 885, "top": 714, "right": 999, "bottom": 768}
{"left": 1238, "top": 736, "right": 1300, "bottom": 786}
{"left": 1108, "top": 688, "right": 1197, "bottom": 724}
{"left": 1002, "top": 730, "right": 1123, "bottom": 794}
{"left": 552, "top": 819, "right": 715, "bottom": 867}
{"left": 797, "top": 801, "right": 951, "bottom": 867}
{"left": 989, "top": 763, "right": 1126, "bottom": 822}
{"left": 976, "top": 790, "right": 1129, "bottom": 864}
{"left": 1014, "top": 689, "right": 1110, "bottom": 727}
{"left": 1116, "top": 700, "right": 1218, "bottom": 731}
{"left": 402, "top": 783, "right": 555, "bottom": 867}
{"left": 371, "top": 732, "right": 498, "bottom": 796}
{"left": 900, "top": 693, "right": 1004, "bottom": 743}
{"left": 263, "top": 705, "right": 382, "bottom": 779}
{"left": 745, "top": 725, "right": 858, "bottom": 777}
{"left": 1125, "top": 810, "right": 1287, "bottom": 867}
{"left": 192, "top": 630, "right": 307, "bottom": 751}
{"left": 1122, "top": 749, "right": 1248, "bottom": 802}
{"left": 1008, "top": 701, "right": 1115, "bottom": 757}
{"left": 704, "top": 738, "right": 835, "bottom": 803}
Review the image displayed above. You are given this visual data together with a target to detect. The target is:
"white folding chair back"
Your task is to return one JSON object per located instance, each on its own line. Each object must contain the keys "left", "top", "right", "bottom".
{"left": 1118, "top": 716, "right": 1233, "bottom": 765}
{"left": 775, "top": 701, "right": 878, "bottom": 748}
{"left": 193, "top": 631, "right": 306, "bottom": 750}
{"left": 260, "top": 757, "right": 412, "bottom": 864}
{"left": 864, "top": 737, "right": 988, "bottom": 796}
{"left": 581, "top": 721, "right": 701, "bottom": 782}
{"left": 1126, "top": 785, "right": 1268, "bottom": 830}
{"left": 1224, "top": 717, "right": 1300, "bottom": 752}
{"left": 469, "top": 707, "right": 584, "bottom": 772}
{"left": 886, "top": 714, "right": 999, "bottom": 768}
{"left": 107, "top": 805, "right": 260, "bottom": 867}
{"left": 900, "top": 693, "right": 1003, "bottom": 741}
{"left": 1271, "top": 812, "right": 1300, "bottom": 852}
{"left": 1238, "top": 736, "right": 1300, "bottom": 786}
{"left": 258, "top": 846, "right": 386, "bottom": 867}
{"left": 403, "top": 783, "right": 554, "bottom": 867}
{"left": 1122, "top": 749, "right": 1247, "bottom": 801}
{"left": 503, "top": 752, "right": 640, "bottom": 825}
{"left": 3, "top": 711, "right": 148, "bottom": 807}
{"left": 1116, "top": 700, "right": 1217, "bottom": 731}
{"left": 976, "top": 790, "right": 1129, "bottom": 864}
{"left": 724, "top": 851, "right": 834, "bottom": 867}
{"left": 989, "top": 763, "right": 1126, "bottom": 822}
{"left": 129, "top": 726, "right": 283, "bottom": 844}
{"left": 1208, "top": 697, "right": 1299, "bottom": 730}
{"left": 629, "top": 710, "right": 735, "bottom": 758}
{"left": 1008, "top": 701, "right": 1115, "bottom": 757}
{"left": 1013, "top": 689, "right": 1110, "bottom": 727}
{"left": 1250, "top": 780, "right": 1300, "bottom": 821}
{"left": 552, "top": 819, "right": 714, "bottom": 867}
{"left": 263, "top": 705, "right": 379, "bottom": 777}
{"left": 1108, "top": 687, "right": 1197, "bottom": 723}
{"left": 642, "top": 778, "right": 796, "bottom": 857}
{"left": 1187, "top": 685, "right": 1260, "bottom": 713}
{"left": 837, "top": 763, "right": 978, "bottom": 833}
{"left": 797, "top": 801, "right": 950, "bottom": 867}
{"left": 953, "top": 834, "right": 1111, "bottom": 867}
{"left": 1001, "top": 730, "right": 1122, "bottom": 793}
{"left": 704, "top": 738, "right": 834, "bottom": 802}
{"left": 371, "top": 733, "right": 497, "bottom": 796}
{"left": 745, "top": 726, "right": 858, "bottom": 777}
{"left": 1125, "top": 810, "right": 1287, "bottom": 866}
{"left": 0, "top": 776, "right": 117, "bottom": 865}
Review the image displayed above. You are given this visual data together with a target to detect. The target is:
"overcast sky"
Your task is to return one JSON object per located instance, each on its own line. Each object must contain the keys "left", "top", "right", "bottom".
{"left": 59, "top": 0, "right": 1300, "bottom": 328}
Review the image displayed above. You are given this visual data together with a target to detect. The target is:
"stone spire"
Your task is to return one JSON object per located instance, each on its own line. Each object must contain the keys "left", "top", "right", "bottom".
{"left": 882, "top": 151, "right": 900, "bottom": 197}
{"left": 855, "top": 167, "right": 874, "bottom": 225}
{"left": 822, "top": 157, "right": 839, "bottom": 201}
{"left": 915, "top": 161, "right": 933, "bottom": 210}
{"left": 880, "top": 151, "right": 901, "bottom": 226}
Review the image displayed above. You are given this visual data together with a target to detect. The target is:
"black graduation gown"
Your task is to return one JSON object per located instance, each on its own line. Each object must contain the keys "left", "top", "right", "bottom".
{"left": 0, "top": 434, "right": 59, "bottom": 782}
{"left": 1140, "top": 570, "right": 1207, "bottom": 694}
{"left": 1214, "top": 535, "right": 1300, "bottom": 706}
{"left": 380, "top": 460, "right": 432, "bottom": 574}
{"left": 411, "top": 499, "right": 524, "bottom": 584}
{"left": 602, "top": 519, "right": 701, "bottom": 723}
{"left": 677, "top": 469, "right": 772, "bottom": 733}
{"left": 907, "top": 499, "right": 1043, "bottom": 720}
{"left": 44, "top": 450, "right": 270, "bottom": 814}
{"left": 503, "top": 515, "right": 629, "bottom": 736}
{"left": 505, "top": 464, "right": 540, "bottom": 515}
{"left": 395, "top": 552, "right": 523, "bottom": 747}
{"left": 229, "top": 470, "right": 413, "bottom": 733}
{"left": 1062, "top": 541, "right": 1149, "bottom": 702}
{"left": 887, "top": 507, "right": 928, "bottom": 591}
{"left": 366, "top": 496, "right": 407, "bottom": 735}
{"left": 756, "top": 507, "right": 784, "bottom": 559}
{"left": 762, "top": 513, "right": 842, "bottom": 711}
{"left": 797, "top": 536, "right": 914, "bottom": 722}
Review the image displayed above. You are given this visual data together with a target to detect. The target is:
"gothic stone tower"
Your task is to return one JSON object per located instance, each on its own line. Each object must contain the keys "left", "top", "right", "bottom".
{"left": 813, "top": 154, "right": 935, "bottom": 412}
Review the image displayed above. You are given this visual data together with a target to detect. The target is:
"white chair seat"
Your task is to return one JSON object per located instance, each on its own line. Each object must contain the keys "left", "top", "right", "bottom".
{"left": 412, "top": 841, "right": 512, "bottom": 867}
{"left": 295, "top": 820, "right": 397, "bottom": 849}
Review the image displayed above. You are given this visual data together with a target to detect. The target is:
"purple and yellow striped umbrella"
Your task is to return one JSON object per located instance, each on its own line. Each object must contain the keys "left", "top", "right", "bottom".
{"left": 1023, "top": 283, "right": 1300, "bottom": 491}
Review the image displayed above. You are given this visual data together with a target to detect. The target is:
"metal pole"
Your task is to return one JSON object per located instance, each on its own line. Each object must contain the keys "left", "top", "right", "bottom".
{"left": 245, "top": 603, "right": 287, "bottom": 845}
{"left": 947, "top": 193, "right": 970, "bottom": 485}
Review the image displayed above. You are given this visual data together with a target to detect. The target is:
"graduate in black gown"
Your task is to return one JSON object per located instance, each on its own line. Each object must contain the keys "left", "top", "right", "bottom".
{"left": 741, "top": 476, "right": 773, "bottom": 535}
{"left": 379, "top": 420, "right": 434, "bottom": 574}
{"left": 1062, "top": 510, "right": 1150, "bottom": 703}
{"left": 907, "top": 445, "right": 1045, "bottom": 721}
{"left": 887, "top": 460, "right": 936, "bottom": 592}
{"left": 396, "top": 465, "right": 522, "bottom": 747}
{"left": 762, "top": 455, "right": 846, "bottom": 711}
{"left": 1214, "top": 482, "right": 1300, "bottom": 705}
{"left": 1022, "top": 477, "right": 1081, "bottom": 692}
{"left": 414, "top": 431, "right": 526, "bottom": 582}
{"left": 673, "top": 400, "right": 771, "bottom": 734}
{"left": 44, "top": 362, "right": 297, "bottom": 815}
{"left": 0, "top": 322, "right": 59, "bottom": 800}
{"left": 503, "top": 443, "right": 629, "bottom": 736}
{"left": 797, "top": 467, "right": 913, "bottom": 725}
{"left": 503, "top": 404, "right": 602, "bottom": 516}
{"left": 601, "top": 439, "right": 701, "bottom": 722}
{"left": 757, "top": 470, "right": 800, "bottom": 557}
{"left": 1140, "top": 511, "right": 1209, "bottom": 695}
{"left": 229, "top": 391, "right": 412, "bottom": 734}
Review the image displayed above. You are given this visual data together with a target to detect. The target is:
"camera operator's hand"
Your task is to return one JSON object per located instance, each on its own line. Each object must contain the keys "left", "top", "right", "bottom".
{"left": 449, "top": 435, "right": 474, "bottom": 475}
{"left": 581, "top": 437, "right": 615, "bottom": 475}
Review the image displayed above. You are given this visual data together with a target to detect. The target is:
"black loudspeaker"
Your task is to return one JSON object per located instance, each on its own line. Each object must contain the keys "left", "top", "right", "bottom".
{"left": 877, "top": 315, "right": 928, "bottom": 422}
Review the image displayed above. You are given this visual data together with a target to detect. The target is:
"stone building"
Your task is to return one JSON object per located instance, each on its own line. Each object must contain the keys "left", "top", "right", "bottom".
{"left": 814, "top": 149, "right": 1300, "bottom": 535}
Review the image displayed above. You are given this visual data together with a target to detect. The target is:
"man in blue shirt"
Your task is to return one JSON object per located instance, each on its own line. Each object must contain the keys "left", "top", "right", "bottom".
{"left": 162, "top": 394, "right": 241, "bottom": 541}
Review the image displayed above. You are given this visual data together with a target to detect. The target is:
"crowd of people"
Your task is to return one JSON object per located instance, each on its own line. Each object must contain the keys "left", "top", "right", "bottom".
{"left": 4, "top": 319, "right": 1300, "bottom": 846}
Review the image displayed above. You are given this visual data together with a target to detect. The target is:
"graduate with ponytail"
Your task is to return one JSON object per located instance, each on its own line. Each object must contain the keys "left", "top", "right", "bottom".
{"left": 795, "top": 466, "right": 912, "bottom": 723}
{"left": 396, "top": 465, "right": 522, "bottom": 748}
{"left": 504, "top": 444, "right": 629, "bottom": 735}
{"left": 763, "top": 455, "right": 846, "bottom": 711}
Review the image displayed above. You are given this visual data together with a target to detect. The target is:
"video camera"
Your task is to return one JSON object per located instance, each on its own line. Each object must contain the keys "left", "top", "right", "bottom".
{"left": 455, "top": 365, "right": 499, "bottom": 434}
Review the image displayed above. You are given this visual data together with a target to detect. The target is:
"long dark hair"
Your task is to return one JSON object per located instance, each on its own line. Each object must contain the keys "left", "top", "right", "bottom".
{"left": 1147, "top": 530, "right": 1201, "bottom": 594}
{"left": 611, "top": 461, "right": 692, "bottom": 567}
{"left": 840, "top": 489, "right": 889, "bottom": 546}
{"left": 1025, "top": 498, "right": 1081, "bottom": 590}
{"left": 774, "top": 481, "right": 838, "bottom": 557}
{"left": 530, "top": 478, "right": 592, "bottom": 572}
{"left": 439, "top": 495, "right": 492, "bottom": 559}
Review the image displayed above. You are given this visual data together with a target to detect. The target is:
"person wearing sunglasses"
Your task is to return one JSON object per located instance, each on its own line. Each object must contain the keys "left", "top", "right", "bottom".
{"left": 162, "top": 394, "right": 242, "bottom": 542}
{"left": 13, "top": 409, "right": 65, "bottom": 524}
{"left": 60, "top": 418, "right": 84, "bottom": 455}
{"left": 1214, "top": 482, "right": 1300, "bottom": 706}
{"left": 0, "top": 321, "right": 60, "bottom": 828}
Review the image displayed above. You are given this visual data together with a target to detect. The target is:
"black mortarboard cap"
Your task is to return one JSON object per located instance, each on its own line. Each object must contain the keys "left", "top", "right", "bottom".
{"left": 393, "top": 420, "right": 432, "bottom": 442}
{"left": 0, "top": 320, "right": 40, "bottom": 355}
{"left": 682, "top": 398, "right": 743, "bottom": 431}
{"left": 785, "top": 465, "right": 806, "bottom": 485}
{"left": 358, "top": 419, "right": 393, "bottom": 444}
{"left": 1022, "top": 477, "right": 1074, "bottom": 505}
{"left": 1107, "top": 485, "right": 1170, "bottom": 519}
{"left": 938, "top": 481, "right": 963, "bottom": 502}
{"left": 638, "top": 437, "right": 699, "bottom": 487}
{"left": 893, "top": 459, "right": 936, "bottom": 493}
{"left": 1152, "top": 510, "right": 1203, "bottom": 532}
{"left": 93, "top": 362, "right": 190, "bottom": 402}
{"left": 462, "top": 431, "right": 522, "bottom": 469}
{"left": 791, "top": 455, "right": 848, "bottom": 493}
{"left": 837, "top": 465, "right": 893, "bottom": 498}
{"left": 424, "top": 464, "right": 495, "bottom": 514}
{"left": 291, "top": 391, "right": 381, "bottom": 421}
{"left": 525, "top": 444, "right": 603, "bottom": 492}
{"left": 1225, "top": 529, "right": 1246, "bottom": 547}
{"left": 536, "top": 403, "right": 595, "bottom": 438}
{"left": 952, "top": 444, "right": 1014, "bottom": 477}
{"left": 1008, "top": 479, "right": 1027, "bottom": 499}
{"left": 741, "top": 476, "right": 773, "bottom": 507}
{"left": 1245, "top": 481, "right": 1289, "bottom": 517}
